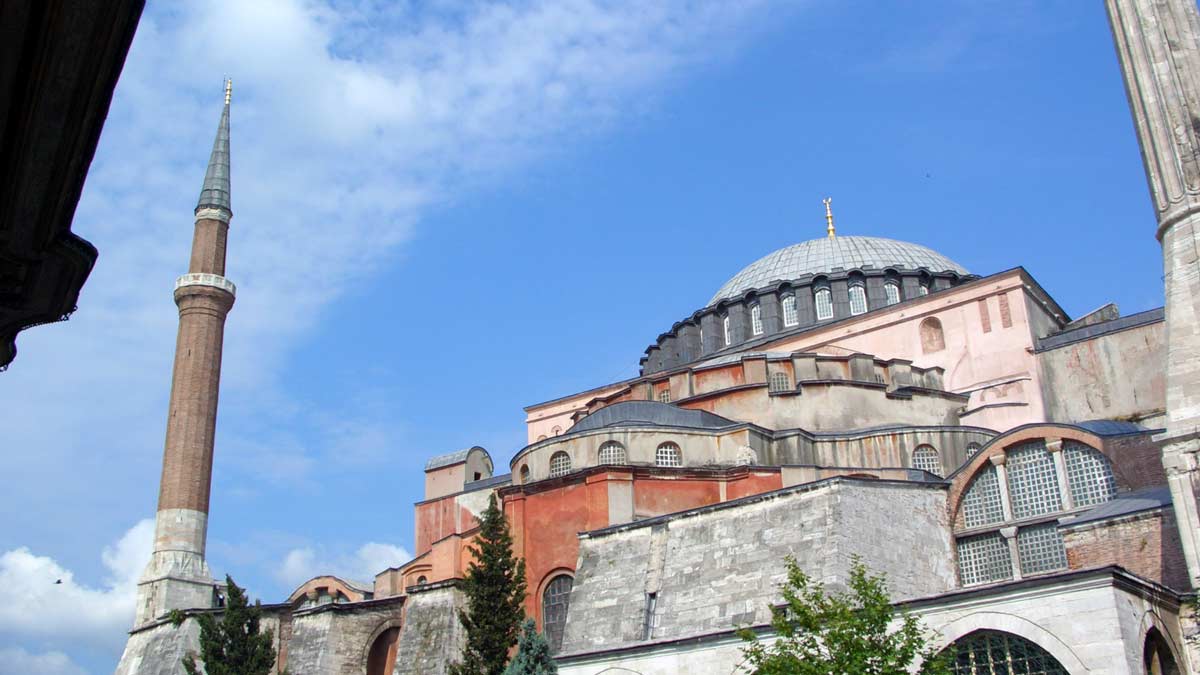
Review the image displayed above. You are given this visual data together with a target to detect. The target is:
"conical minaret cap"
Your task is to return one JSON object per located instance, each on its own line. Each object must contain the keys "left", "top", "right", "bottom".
{"left": 195, "top": 81, "right": 231, "bottom": 216}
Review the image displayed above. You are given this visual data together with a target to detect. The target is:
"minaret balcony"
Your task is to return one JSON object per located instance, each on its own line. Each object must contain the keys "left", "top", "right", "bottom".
{"left": 174, "top": 273, "right": 236, "bottom": 297}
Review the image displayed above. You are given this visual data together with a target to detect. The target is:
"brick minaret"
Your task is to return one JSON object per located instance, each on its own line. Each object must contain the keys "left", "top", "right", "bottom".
{"left": 1107, "top": 0, "right": 1200, "bottom": 589}
{"left": 134, "top": 82, "right": 236, "bottom": 626}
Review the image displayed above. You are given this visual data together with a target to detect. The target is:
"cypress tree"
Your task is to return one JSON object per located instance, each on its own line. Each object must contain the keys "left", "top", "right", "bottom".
{"left": 450, "top": 493, "right": 528, "bottom": 675}
{"left": 502, "top": 619, "right": 557, "bottom": 675}
{"left": 181, "top": 575, "right": 276, "bottom": 675}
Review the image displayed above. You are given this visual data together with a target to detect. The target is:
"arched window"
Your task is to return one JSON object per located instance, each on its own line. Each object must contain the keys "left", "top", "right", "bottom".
{"left": 548, "top": 451, "right": 571, "bottom": 478}
{"left": 722, "top": 315, "right": 732, "bottom": 346}
{"left": 919, "top": 317, "right": 945, "bottom": 353}
{"left": 416, "top": 576, "right": 427, "bottom": 584}
{"left": 519, "top": 465, "right": 530, "bottom": 483}
{"left": 884, "top": 281, "right": 901, "bottom": 306}
{"left": 658, "top": 388, "right": 671, "bottom": 403}
{"left": 750, "top": 304, "right": 763, "bottom": 335}
{"left": 911, "top": 445, "right": 941, "bottom": 477}
{"left": 848, "top": 283, "right": 868, "bottom": 316}
{"left": 542, "top": 575, "right": 573, "bottom": 653}
{"left": 965, "top": 442, "right": 981, "bottom": 458}
{"left": 960, "top": 464, "right": 1004, "bottom": 528}
{"left": 1064, "top": 441, "right": 1117, "bottom": 507}
{"left": 814, "top": 286, "right": 833, "bottom": 321}
{"left": 769, "top": 371, "right": 791, "bottom": 392}
{"left": 782, "top": 295, "right": 798, "bottom": 327}
{"left": 598, "top": 441, "right": 627, "bottom": 465}
{"left": 918, "top": 281, "right": 930, "bottom": 296}
{"left": 551, "top": 426, "right": 561, "bottom": 436}
{"left": 655, "top": 442, "right": 682, "bottom": 467}
{"left": 944, "top": 630, "right": 1068, "bottom": 674}
{"left": 1144, "top": 627, "right": 1181, "bottom": 675}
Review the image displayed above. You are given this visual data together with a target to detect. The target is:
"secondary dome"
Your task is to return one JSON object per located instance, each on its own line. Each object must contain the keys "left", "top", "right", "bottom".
{"left": 709, "top": 235, "right": 968, "bottom": 305}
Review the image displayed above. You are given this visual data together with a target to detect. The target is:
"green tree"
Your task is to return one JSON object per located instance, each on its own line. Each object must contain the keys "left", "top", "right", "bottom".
{"left": 180, "top": 575, "right": 276, "bottom": 675}
{"left": 450, "top": 493, "right": 529, "bottom": 675}
{"left": 738, "top": 556, "right": 951, "bottom": 675}
{"left": 502, "top": 619, "right": 557, "bottom": 675}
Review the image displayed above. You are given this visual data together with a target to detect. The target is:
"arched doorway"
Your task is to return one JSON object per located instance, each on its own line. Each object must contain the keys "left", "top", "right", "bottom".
{"left": 366, "top": 626, "right": 400, "bottom": 675}
{"left": 942, "top": 630, "right": 1068, "bottom": 674}
{"left": 1144, "top": 628, "right": 1180, "bottom": 675}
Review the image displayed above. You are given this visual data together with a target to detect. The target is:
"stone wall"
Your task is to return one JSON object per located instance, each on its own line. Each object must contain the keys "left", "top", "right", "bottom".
{"left": 284, "top": 598, "right": 403, "bottom": 674}
{"left": 559, "top": 478, "right": 954, "bottom": 656}
{"left": 394, "top": 582, "right": 466, "bottom": 675}
{"left": 115, "top": 612, "right": 285, "bottom": 675}
{"left": 1062, "top": 508, "right": 1190, "bottom": 592}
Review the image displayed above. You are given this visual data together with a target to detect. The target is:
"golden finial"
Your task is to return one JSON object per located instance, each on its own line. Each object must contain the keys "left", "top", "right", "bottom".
{"left": 824, "top": 197, "right": 835, "bottom": 238}
{"left": 224, "top": 79, "right": 232, "bottom": 105}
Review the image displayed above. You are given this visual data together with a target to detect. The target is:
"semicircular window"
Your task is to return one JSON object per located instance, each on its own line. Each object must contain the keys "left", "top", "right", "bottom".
{"left": 944, "top": 630, "right": 1068, "bottom": 674}
{"left": 598, "top": 441, "right": 627, "bottom": 465}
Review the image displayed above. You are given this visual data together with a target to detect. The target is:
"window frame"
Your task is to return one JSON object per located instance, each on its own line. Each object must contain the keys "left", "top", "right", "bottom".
{"left": 848, "top": 283, "right": 868, "bottom": 316}
{"left": 781, "top": 294, "right": 798, "bottom": 327}
{"left": 750, "top": 304, "right": 763, "bottom": 336}
{"left": 814, "top": 286, "right": 833, "bottom": 321}
{"left": 884, "top": 281, "right": 901, "bottom": 306}
{"left": 548, "top": 451, "right": 572, "bottom": 479}
{"left": 655, "top": 442, "right": 682, "bottom": 467}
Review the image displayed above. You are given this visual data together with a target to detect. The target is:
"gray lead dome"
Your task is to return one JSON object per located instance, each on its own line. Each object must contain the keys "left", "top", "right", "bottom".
{"left": 709, "top": 235, "right": 968, "bottom": 305}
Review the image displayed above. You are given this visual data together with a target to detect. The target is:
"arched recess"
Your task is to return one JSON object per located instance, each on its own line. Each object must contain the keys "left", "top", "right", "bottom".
{"left": 920, "top": 317, "right": 945, "bottom": 353}
{"left": 1144, "top": 627, "right": 1181, "bottom": 675}
{"left": 363, "top": 618, "right": 403, "bottom": 675}
{"left": 926, "top": 612, "right": 1088, "bottom": 674}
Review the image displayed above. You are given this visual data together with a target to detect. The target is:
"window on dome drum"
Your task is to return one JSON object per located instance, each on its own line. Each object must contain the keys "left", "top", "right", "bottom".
{"left": 965, "top": 442, "right": 981, "bottom": 458}
{"left": 598, "top": 441, "right": 627, "bottom": 465}
{"left": 416, "top": 576, "right": 427, "bottom": 584}
{"left": 884, "top": 281, "right": 901, "bottom": 306}
{"left": 548, "top": 451, "right": 571, "bottom": 478}
{"left": 658, "top": 388, "right": 671, "bottom": 403}
{"left": 782, "top": 295, "right": 798, "bottom": 327}
{"left": 519, "top": 465, "right": 530, "bottom": 483}
{"left": 954, "top": 439, "right": 1117, "bottom": 586}
{"left": 848, "top": 284, "right": 867, "bottom": 316}
{"left": 944, "top": 630, "right": 1069, "bottom": 675}
{"left": 911, "top": 445, "right": 941, "bottom": 477}
{"left": 814, "top": 287, "right": 833, "bottom": 320}
{"left": 918, "top": 282, "right": 930, "bottom": 296}
{"left": 769, "top": 371, "right": 791, "bottom": 393}
{"left": 722, "top": 315, "right": 732, "bottom": 346}
{"left": 750, "top": 304, "right": 763, "bottom": 335}
{"left": 542, "top": 575, "right": 573, "bottom": 653}
{"left": 656, "top": 442, "right": 682, "bottom": 467}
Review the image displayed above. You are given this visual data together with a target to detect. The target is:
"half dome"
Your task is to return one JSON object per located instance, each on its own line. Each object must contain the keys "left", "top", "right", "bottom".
{"left": 709, "top": 235, "right": 967, "bottom": 305}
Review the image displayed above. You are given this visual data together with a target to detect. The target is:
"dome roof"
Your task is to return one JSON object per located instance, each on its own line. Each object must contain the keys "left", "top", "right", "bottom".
{"left": 709, "top": 235, "right": 968, "bottom": 305}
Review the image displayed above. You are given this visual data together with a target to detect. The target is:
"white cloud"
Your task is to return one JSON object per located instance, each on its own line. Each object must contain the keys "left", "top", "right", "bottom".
{"left": 0, "top": 647, "right": 88, "bottom": 675}
{"left": 277, "top": 541, "right": 412, "bottom": 589}
{"left": 0, "top": 520, "right": 152, "bottom": 655}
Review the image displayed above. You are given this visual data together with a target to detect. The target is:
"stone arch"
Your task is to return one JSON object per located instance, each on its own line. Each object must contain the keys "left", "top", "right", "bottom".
{"left": 920, "top": 316, "right": 945, "bottom": 353}
{"left": 362, "top": 618, "right": 403, "bottom": 675}
{"left": 926, "top": 611, "right": 1087, "bottom": 673}
{"left": 1140, "top": 610, "right": 1183, "bottom": 675}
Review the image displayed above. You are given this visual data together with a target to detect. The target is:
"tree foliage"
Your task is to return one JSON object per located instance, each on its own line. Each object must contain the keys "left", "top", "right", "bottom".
{"left": 450, "top": 493, "right": 529, "bottom": 675}
{"left": 181, "top": 575, "right": 276, "bottom": 675}
{"left": 738, "top": 556, "right": 951, "bottom": 675}
{"left": 502, "top": 619, "right": 558, "bottom": 675}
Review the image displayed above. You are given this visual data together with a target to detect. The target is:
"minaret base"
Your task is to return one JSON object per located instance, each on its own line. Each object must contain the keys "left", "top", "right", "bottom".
{"left": 134, "top": 552, "right": 216, "bottom": 627}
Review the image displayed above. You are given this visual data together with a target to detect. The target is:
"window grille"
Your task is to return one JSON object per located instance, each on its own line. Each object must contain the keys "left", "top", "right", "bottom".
{"left": 548, "top": 451, "right": 571, "bottom": 478}
{"left": 965, "top": 442, "right": 981, "bottom": 458}
{"left": 884, "top": 281, "right": 901, "bottom": 306}
{"left": 912, "top": 445, "right": 941, "bottom": 477}
{"left": 1006, "top": 441, "right": 1063, "bottom": 519}
{"left": 814, "top": 287, "right": 833, "bottom": 320}
{"left": 961, "top": 464, "right": 1005, "bottom": 528}
{"left": 658, "top": 388, "right": 671, "bottom": 403}
{"left": 849, "top": 284, "right": 868, "bottom": 315}
{"left": 769, "top": 371, "right": 791, "bottom": 393}
{"left": 542, "top": 575, "right": 573, "bottom": 653}
{"left": 782, "top": 295, "right": 798, "bottom": 327}
{"left": 956, "top": 532, "right": 1012, "bottom": 586}
{"left": 1016, "top": 523, "right": 1067, "bottom": 575}
{"left": 1064, "top": 441, "right": 1116, "bottom": 508}
{"left": 598, "top": 442, "right": 627, "bottom": 465}
{"left": 947, "top": 630, "right": 1069, "bottom": 674}
{"left": 722, "top": 315, "right": 731, "bottom": 346}
{"left": 656, "top": 443, "right": 682, "bottom": 467}
{"left": 750, "top": 304, "right": 763, "bottom": 335}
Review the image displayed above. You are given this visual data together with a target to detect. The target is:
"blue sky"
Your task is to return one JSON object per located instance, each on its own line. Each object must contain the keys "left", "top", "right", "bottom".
{"left": 0, "top": 1, "right": 1164, "bottom": 673}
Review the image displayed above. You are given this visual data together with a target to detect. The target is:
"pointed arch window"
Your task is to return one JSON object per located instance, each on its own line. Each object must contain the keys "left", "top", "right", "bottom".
{"left": 750, "top": 304, "right": 763, "bottom": 336}
{"left": 781, "top": 295, "right": 798, "bottom": 327}
{"left": 814, "top": 286, "right": 833, "bottom": 321}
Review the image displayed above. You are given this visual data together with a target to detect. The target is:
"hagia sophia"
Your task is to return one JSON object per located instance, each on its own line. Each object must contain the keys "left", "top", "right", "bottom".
{"left": 114, "top": 1, "right": 1200, "bottom": 674}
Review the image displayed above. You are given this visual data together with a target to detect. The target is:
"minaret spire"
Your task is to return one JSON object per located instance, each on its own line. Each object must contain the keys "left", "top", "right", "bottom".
{"left": 824, "top": 197, "right": 835, "bottom": 238}
{"left": 134, "top": 83, "right": 238, "bottom": 627}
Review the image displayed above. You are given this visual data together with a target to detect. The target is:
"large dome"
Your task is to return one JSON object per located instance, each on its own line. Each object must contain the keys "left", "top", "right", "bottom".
{"left": 709, "top": 235, "right": 968, "bottom": 305}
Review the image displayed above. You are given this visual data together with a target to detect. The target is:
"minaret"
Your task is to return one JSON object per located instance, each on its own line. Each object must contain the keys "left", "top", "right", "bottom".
{"left": 1107, "top": 0, "right": 1200, "bottom": 588}
{"left": 134, "top": 81, "right": 236, "bottom": 626}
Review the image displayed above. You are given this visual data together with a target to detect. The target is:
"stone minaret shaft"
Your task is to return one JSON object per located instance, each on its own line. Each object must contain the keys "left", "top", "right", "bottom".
{"left": 135, "top": 84, "right": 236, "bottom": 627}
{"left": 1107, "top": 0, "right": 1200, "bottom": 588}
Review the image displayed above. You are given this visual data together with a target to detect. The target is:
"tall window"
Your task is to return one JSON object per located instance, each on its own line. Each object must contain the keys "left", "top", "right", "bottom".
{"left": 750, "top": 304, "right": 763, "bottom": 335}
{"left": 548, "top": 451, "right": 571, "bottom": 478}
{"left": 884, "top": 281, "right": 901, "bottom": 306}
{"left": 722, "top": 315, "right": 732, "bottom": 346}
{"left": 656, "top": 442, "right": 682, "bottom": 467}
{"left": 598, "top": 441, "right": 627, "bottom": 465}
{"left": 782, "top": 295, "right": 798, "bottom": 327}
{"left": 542, "top": 575, "right": 573, "bottom": 653}
{"left": 814, "top": 287, "right": 833, "bottom": 320}
{"left": 769, "top": 371, "right": 791, "bottom": 392}
{"left": 911, "top": 445, "right": 941, "bottom": 477}
{"left": 1006, "top": 441, "right": 1062, "bottom": 519}
{"left": 944, "top": 630, "right": 1068, "bottom": 675}
{"left": 848, "top": 284, "right": 868, "bottom": 315}
{"left": 519, "top": 465, "right": 530, "bottom": 483}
